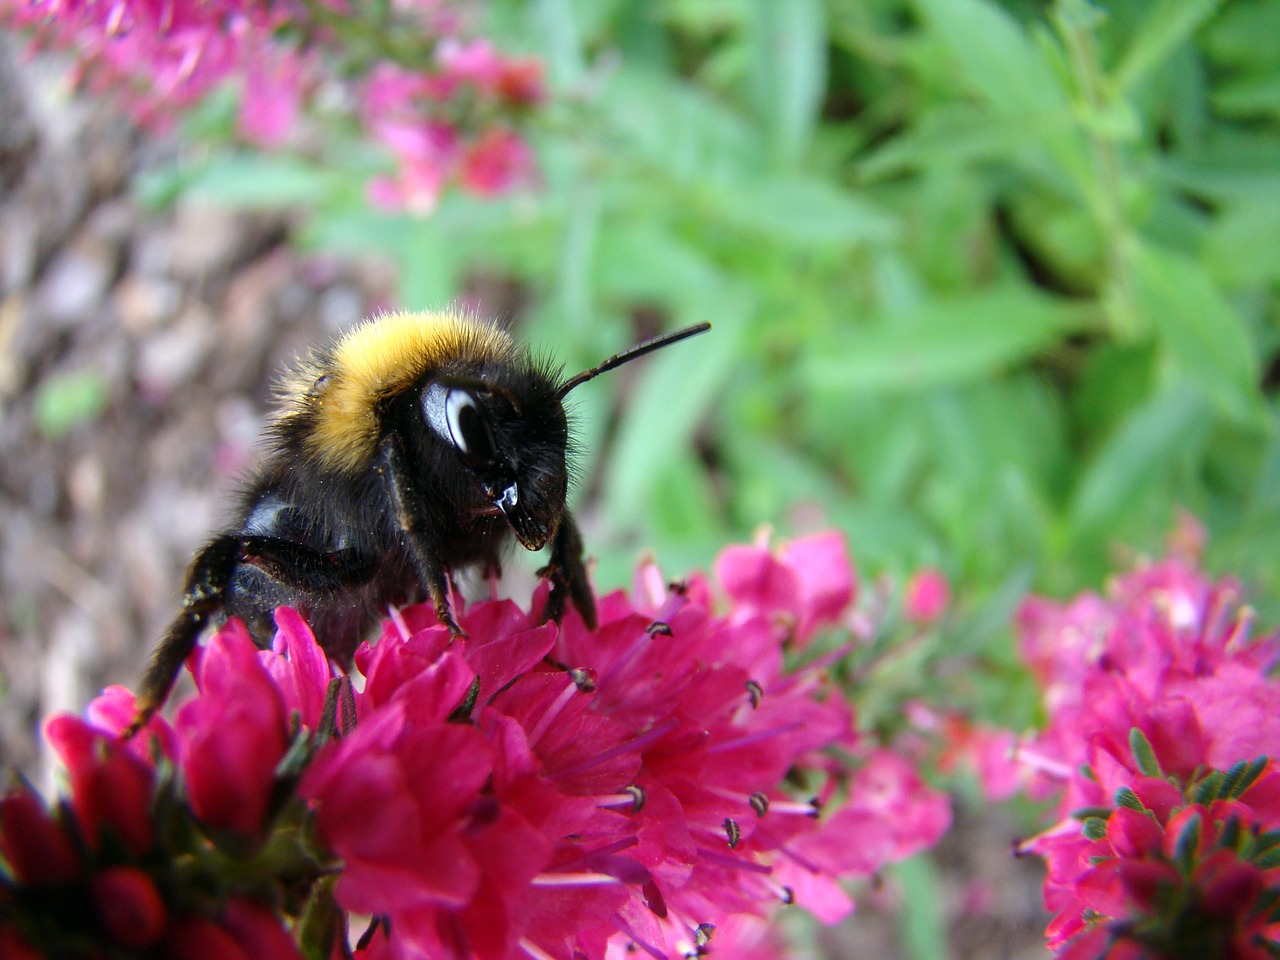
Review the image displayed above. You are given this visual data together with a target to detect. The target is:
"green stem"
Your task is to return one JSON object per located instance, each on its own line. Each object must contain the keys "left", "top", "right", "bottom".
{"left": 1053, "top": 0, "right": 1137, "bottom": 336}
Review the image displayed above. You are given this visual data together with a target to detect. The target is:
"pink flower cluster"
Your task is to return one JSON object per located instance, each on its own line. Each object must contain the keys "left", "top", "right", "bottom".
{"left": 0, "top": 698, "right": 302, "bottom": 958}
{"left": 4, "top": 0, "right": 314, "bottom": 144}
{"left": 1, "top": 532, "right": 951, "bottom": 959}
{"left": 2, "top": 0, "right": 543, "bottom": 210}
{"left": 1004, "top": 548, "right": 1280, "bottom": 958}
{"left": 363, "top": 39, "right": 543, "bottom": 213}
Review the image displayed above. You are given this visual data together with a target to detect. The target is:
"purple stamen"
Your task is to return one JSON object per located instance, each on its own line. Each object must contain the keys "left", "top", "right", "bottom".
{"left": 705, "top": 720, "right": 803, "bottom": 755}
{"left": 552, "top": 717, "right": 679, "bottom": 780}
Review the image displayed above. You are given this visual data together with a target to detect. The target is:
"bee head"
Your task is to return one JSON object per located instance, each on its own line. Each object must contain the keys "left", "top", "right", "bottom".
{"left": 421, "top": 376, "right": 568, "bottom": 551}
{"left": 417, "top": 321, "right": 709, "bottom": 552}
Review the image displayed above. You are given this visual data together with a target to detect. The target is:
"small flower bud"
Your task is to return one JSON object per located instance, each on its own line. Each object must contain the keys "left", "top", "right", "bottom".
{"left": 91, "top": 866, "right": 167, "bottom": 949}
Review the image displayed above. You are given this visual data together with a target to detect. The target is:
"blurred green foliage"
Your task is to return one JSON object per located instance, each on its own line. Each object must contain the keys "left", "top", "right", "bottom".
{"left": 148, "top": 0, "right": 1280, "bottom": 618}
{"left": 33, "top": 370, "right": 110, "bottom": 440}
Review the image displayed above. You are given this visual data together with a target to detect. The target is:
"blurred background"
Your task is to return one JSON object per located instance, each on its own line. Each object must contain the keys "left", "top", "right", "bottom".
{"left": 0, "top": 0, "right": 1276, "bottom": 955}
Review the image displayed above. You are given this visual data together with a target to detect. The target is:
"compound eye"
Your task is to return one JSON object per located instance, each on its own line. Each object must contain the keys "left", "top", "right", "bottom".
{"left": 445, "top": 389, "right": 496, "bottom": 466}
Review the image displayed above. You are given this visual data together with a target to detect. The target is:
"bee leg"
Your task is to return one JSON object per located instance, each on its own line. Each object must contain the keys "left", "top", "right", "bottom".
{"left": 538, "top": 511, "right": 598, "bottom": 630}
{"left": 127, "top": 537, "right": 379, "bottom": 738}
{"left": 126, "top": 536, "right": 243, "bottom": 738}
{"left": 378, "top": 434, "right": 466, "bottom": 637}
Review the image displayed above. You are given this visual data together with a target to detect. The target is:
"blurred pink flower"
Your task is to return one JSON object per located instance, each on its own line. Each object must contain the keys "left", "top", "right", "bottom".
{"left": 4, "top": 0, "right": 303, "bottom": 142}
{"left": 1026, "top": 767, "right": 1280, "bottom": 959}
{"left": 930, "top": 712, "right": 1024, "bottom": 802}
{"left": 3, "top": 0, "right": 547, "bottom": 208}
{"left": 46, "top": 713, "right": 156, "bottom": 856}
{"left": 715, "top": 529, "right": 858, "bottom": 645}
{"left": 163, "top": 901, "right": 303, "bottom": 960}
{"left": 90, "top": 866, "right": 167, "bottom": 949}
{"left": 1014, "top": 556, "right": 1280, "bottom": 811}
{"left": 460, "top": 127, "right": 536, "bottom": 197}
{"left": 0, "top": 782, "right": 82, "bottom": 886}
{"left": 1003, "top": 545, "right": 1280, "bottom": 958}
{"left": 359, "top": 47, "right": 544, "bottom": 212}
{"left": 904, "top": 567, "right": 950, "bottom": 624}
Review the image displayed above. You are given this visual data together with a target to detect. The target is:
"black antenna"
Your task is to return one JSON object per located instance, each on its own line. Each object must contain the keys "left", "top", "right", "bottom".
{"left": 557, "top": 322, "right": 711, "bottom": 400}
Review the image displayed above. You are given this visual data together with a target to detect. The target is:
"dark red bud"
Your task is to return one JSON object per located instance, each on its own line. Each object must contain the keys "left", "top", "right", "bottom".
{"left": 91, "top": 866, "right": 167, "bottom": 949}
{"left": 0, "top": 785, "right": 81, "bottom": 885}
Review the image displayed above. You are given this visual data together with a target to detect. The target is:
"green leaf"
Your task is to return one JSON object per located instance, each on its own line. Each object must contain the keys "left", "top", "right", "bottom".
{"left": 913, "top": 0, "right": 1070, "bottom": 118}
{"left": 1114, "top": 787, "right": 1146, "bottom": 813}
{"left": 1256, "top": 829, "right": 1280, "bottom": 856}
{"left": 1069, "top": 383, "right": 1209, "bottom": 534}
{"left": 715, "top": 175, "right": 897, "bottom": 248}
{"left": 296, "top": 875, "right": 341, "bottom": 960}
{"left": 179, "top": 152, "right": 339, "bottom": 209}
{"left": 394, "top": 225, "right": 460, "bottom": 312}
{"left": 1128, "top": 728, "right": 1162, "bottom": 777}
{"left": 890, "top": 855, "right": 950, "bottom": 960}
{"left": 1226, "top": 756, "right": 1269, "bottom": 799}
{"left": 595, "top": 222, "right": 724, "bottom": 305}
{"left": 1202, "top": 197, "right": 1280, "bottom": 286}
{"left": 1255, "top": 846, "right": 1280, "bottom": 871}
{"left": 1082, "top": 817, "right": 1109, "bottom": 841}
{"left": 1204, "top": 0, "right": 1280, "bottom": 70}
{"left": 1213, "top": 74, "right": 1280, "bottom": 119}
{"left": 859, "top": 106, "right": 1074, "bottom": 181}
{"left": 751, "top": 0, "right": 827, "bottom": 168}
{"left": 1072, "top": 805, "right": 1118, "bottom": 821}
{"left": 603, "top": 294, "right": 748, "bottom": 520}
{"left": 600, "top": 65, "right": 761, "bottom": 185}
{"left": 1193, "top": 770, "right": 1225, "bottom": 805}
{"left": 1173, "top": 811, "right": 1203, "bottom": 873}
{"left": 33, "top": 372, "right": 109, "bottom": 440}
{"left": 1218, "top": 815, "right": 1242, "bottom": 852}
{"left": 535, "top": 0, "right": 588, "bottom": 87}
{"left": 1111, "top": 0, "right": 1223, "bottom": 93}
{"left": 806, "top": 287, "right": 1093, "bottom": 394}
{"left": 1131, "top": 241, "right": 1262, "bottom": 423}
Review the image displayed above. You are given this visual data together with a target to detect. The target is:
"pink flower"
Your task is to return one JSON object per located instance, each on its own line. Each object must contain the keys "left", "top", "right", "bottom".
{"left": 715, "top": 529, "right": 858, "bottom": 645}
{"left": 260, "top": 605, "right": 334, "bottom": 730}
{"left": 175, "top": 620, "right": 292, "bottom": 837}
{"left": 436, "top": 38, "right": 508, "bottom": 94}
{"left": 162, "top": 902, "right": 301, "bottom": 960}
{"left": 300, "top": 701, "right": 494, "bottom": 917}
{"left": 4, "top": 690, "right": 304, "bottom": 959}
{"left": 45, "top": 714, "right": 156, "bottom": 856}
{"left": 4, "top": 0, "right": 304, "bottom": 138}
{"left": 85, "top": 684, "right": 179, "bottom": 761}
{"left": 0, "top": 782, "right": 82, "bottom": 886}
{"left": 4, "top": 531, "right": 948, "bottom": 959}
{"left": 295, "top": 532, "right": 944, "bottom": 959}
{"left": 91, "top": 866, "right": 167, "bottom": 949}
{"left": 1001, "top": 539, "right": 1280, "bottom": 958}
{"left": 460, "top": 127, "right": 536, "bottom": 197}
{"left": 904, "top": 567, "right": 950, "bottom": 623}
{"left": 359, "top": 44, "right": 544, "bottom": 211}
{"left": 1030, "top": 786, "right": 1280, "bottom": 959}
{"left": 238, "top": 49, "right": 307, "bottom": 147}
{"left": 932, "top": 713, "right": 1024, "bottom": 801}
{"left": 4, "top": 0, "right": 547, "bottom": 212}
{"left": 218, "top": 898, "right": 305, "bottom": 960}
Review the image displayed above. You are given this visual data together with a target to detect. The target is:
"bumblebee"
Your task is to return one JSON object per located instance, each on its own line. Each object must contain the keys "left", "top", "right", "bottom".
{"left": 129, "top": 311, "right": 710, "bottom": 732}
